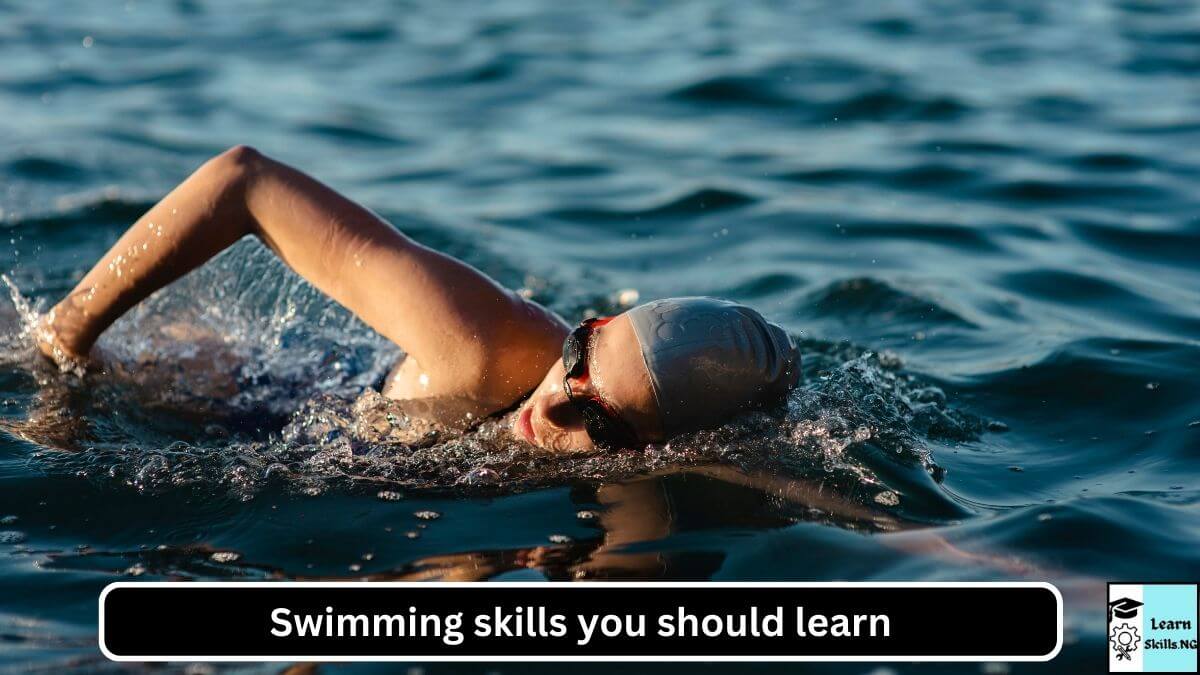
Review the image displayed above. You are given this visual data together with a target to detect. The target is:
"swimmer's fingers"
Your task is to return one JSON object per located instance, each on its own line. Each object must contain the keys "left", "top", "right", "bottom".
{"left": 33, "top": 313, "right": 93, "bottom": 375}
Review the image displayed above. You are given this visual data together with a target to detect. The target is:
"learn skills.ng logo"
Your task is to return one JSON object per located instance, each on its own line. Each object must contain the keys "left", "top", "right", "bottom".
{"left": 1108, "top": 584, "right": 1198, "bottom": 673}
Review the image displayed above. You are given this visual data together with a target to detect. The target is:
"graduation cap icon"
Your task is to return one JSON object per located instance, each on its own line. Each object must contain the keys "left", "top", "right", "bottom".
{"left": 1109, "top": 598, "right": 1144, "bottom": 621}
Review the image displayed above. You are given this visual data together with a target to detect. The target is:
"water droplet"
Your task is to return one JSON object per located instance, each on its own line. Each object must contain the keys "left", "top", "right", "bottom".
{"left": 414, "top": 510, "right": 441, "bottom": 521}
{"left": 124, "top": 563, "right": 147, "bottom": 576}
{"left": 210, "top": 551, "right": 240, "bottom": 563}
{"left": 575, "top": 510, "right": 598, "bottom": 521}
{"left": 405, "top": 531, "right": 420, "bottom": 539}
{"left": 548, "top": 534, "right": 573, "bottom": 544}
{"left": 1037, "top": 513, "right": 1052, "bottom": 522}
{"left": 376, "top": 490, "right": 404, "bottom": 502}
{"left": 1145, "top": 382, "right": 1160, "bottom": 391}
{"left": 348, "top": 563, "right": 362, "bottom": 572}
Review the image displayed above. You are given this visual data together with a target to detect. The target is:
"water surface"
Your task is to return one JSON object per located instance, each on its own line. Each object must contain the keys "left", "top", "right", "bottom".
{"left": 1, "top": 1, "right": 1199, "bottom": 672}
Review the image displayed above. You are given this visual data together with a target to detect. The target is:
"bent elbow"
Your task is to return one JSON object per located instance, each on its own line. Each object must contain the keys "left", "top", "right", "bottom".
{"left": 207, "top": 144, "right": 266, "bottom": 183}
{"left": 220, "top": 144, "right": 263, "bottom": 166}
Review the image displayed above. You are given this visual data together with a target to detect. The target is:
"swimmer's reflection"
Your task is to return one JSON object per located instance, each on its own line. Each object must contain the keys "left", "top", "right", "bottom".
{"left": 32, "top": 465, "right": 1032, "bottom": 581}
{"left": 342, "top": 466, "right": 910, "bottom": 582}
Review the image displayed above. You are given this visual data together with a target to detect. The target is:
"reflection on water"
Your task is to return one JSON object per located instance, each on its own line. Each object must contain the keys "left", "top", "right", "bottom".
{"left": 32, "top": 470, "right": 892, "bottom": 581}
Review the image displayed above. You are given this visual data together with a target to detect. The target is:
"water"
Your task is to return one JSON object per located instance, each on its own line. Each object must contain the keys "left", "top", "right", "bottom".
{"left": 1, "top": 0, "right": 1198, "bottom": 671}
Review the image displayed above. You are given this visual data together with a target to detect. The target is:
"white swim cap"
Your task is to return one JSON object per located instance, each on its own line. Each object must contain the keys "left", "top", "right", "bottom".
{"left": 627, "top": 297, "right": 801, "bottom": 437}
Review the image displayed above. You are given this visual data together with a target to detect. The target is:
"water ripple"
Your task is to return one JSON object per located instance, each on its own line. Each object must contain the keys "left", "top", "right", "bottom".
{"left": 801, "top": 277, "right": 976, "bottom": 329}
{"left": 545, "top": 187, "right": 758, "bottom": 224}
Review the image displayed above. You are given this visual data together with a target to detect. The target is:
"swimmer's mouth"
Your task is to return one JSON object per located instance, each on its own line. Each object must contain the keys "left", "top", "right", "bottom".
{"left": 515, "top": 405, "right": 537, "bottom": 444}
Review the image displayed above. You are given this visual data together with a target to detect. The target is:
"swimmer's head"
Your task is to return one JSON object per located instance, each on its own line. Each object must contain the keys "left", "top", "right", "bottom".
{"left": 513, "top": 297, "right": 800, "bottom": 452}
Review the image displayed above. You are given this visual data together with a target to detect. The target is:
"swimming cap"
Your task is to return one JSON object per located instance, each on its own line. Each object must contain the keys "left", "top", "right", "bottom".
{"left": 627, "top": 297, "right": 801, "bottom": 437}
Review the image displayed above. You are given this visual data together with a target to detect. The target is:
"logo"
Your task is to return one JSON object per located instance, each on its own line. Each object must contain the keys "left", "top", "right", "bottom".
{"left": 1111, "top": 622, "right": 1141, "bottom": 662}
{"left": 1108, "top": 583, "right": 1198, "bottom": 673}
{"left": 1111, "top": 598, "right": 1145, "bottom": 623}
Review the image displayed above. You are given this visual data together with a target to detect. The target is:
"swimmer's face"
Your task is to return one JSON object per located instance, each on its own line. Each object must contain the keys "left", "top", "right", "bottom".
{"left": 513, "top": 313, "right": 663, "bottom": 452}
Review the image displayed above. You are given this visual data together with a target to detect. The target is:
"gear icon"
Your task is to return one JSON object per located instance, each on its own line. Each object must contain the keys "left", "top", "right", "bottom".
{"left": 1110, "top": 622, "right": 1140, "bottom": 661}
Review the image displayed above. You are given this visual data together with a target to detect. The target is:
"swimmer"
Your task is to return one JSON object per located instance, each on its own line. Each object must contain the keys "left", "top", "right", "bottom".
{"left": 35, "top": 146, "right": 800, "bottom": 452}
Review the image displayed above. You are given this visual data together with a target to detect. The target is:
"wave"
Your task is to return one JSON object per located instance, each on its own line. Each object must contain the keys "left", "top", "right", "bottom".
{"left": 800, "top": 277, "right": 976, "bottom": 329}
{"left": 296, "top": 121, "right": 409, "bottom": 147}
{"left": 1068, "top": 218, "right": 1200, "bottom": 267}
{"left": 665, "top": 74, "right": 971, "bottom": 123}
{"left": 951, "top": 337, "right": 1200, "bottom": 445}
{"left": 973, "top": 177, "right": 1170, "bottom": 204}
{"left": 0, "top": 64, "right": 210, "bottom": 96}
{"left": 825, "top": 89, "right": 969, "bottom": 122}
{"left": 544, "top": 187, "right": 758, "bottom": 224}
{"left": 667, "top": 75, "right": 795, "bottom": 108}
{"left": 998, "top": 268, "right": 1147, "bottom": 305}
{"left": 2, "top": 191, "right": 156, "bottom": 233}
{"left": 1060, "top": 151, "right": 1158, "bottom": 173}
{"left": 4, "top": 156, "right": 87, "bottom": 183}
{"left": 911, "top": 137, "right": 1025, "bottom": 156}
{"left": 409, "top": 58, "right": 521, "bottom": 87}
{"left": 827, "top": 218, "right": 1000, "bottom": 253}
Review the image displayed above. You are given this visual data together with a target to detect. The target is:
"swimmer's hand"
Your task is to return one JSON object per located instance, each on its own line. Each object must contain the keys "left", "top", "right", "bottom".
{"left": 33, "top": 310, "right": 92, "bottom": 376}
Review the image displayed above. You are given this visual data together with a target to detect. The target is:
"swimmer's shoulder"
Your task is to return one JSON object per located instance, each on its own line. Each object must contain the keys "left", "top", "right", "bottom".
{"left": 381, "top": 296, "right": 566, "bottom": 415}
{"left": 379, "top": 356, "right": 494, "bottom": 422}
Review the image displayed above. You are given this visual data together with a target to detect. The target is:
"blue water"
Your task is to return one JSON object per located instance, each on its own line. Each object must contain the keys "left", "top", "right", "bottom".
{"left": 1, "top": 1, "right": 1199, "bottom": 672}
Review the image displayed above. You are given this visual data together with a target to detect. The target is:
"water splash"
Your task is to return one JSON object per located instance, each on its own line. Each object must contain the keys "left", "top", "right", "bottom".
{"left": 1, "top": 274, "right": 87, "bottom": 377}
{"left": 0, "top": 241, "right": 986, "bottom": 518}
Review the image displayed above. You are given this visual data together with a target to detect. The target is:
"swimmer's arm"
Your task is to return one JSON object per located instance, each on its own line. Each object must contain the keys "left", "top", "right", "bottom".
{"left": 43, "top": 145, "right": 568, "bottom": 405}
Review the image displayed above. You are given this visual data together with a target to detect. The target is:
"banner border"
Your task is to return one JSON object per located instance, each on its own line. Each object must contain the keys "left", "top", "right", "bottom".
{"left": 99, "top": 580, "right": 1063, "bottom": 663}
